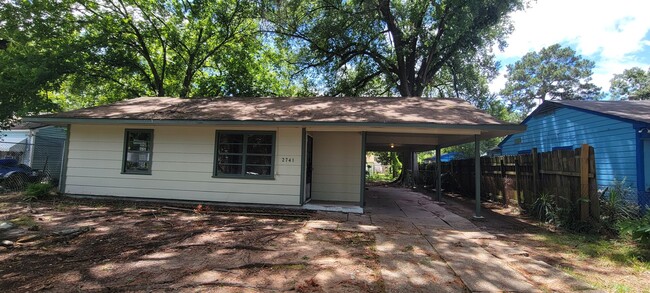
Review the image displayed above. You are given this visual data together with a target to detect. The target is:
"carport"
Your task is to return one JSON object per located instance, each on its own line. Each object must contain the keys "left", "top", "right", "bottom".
{"left": 299, "top": 97, "right": 524, "bottom": 216}
{"left": 363, "top": 124, "right": 521, "bottom": 218}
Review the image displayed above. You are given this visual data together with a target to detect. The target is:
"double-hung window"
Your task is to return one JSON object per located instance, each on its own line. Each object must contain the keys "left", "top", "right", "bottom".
{"left": 122, "top": 129, "right": 154, "bottom": 174}
{"left": 215, "top": 131, "right": 274, "bottom": 178}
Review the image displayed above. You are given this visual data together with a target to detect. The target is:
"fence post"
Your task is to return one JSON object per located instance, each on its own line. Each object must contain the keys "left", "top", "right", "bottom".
{"left": 580, "top": 144, "right": 590, "bottom": 221}
{"left": 532, "top": 148, "right": 539, "bottom": 199}
{"left": 500, "top": 159, "right": 507, "bottom": 205}
{"left": 589, "top": 146, "right": 600, "bottom": 219}
{"left": 515, "top": 158, "right": 521, "bottom": 207}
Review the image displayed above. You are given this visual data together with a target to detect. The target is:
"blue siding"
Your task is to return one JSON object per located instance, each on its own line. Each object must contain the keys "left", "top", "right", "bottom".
{"left": 501, "top": 107, "right": 638, "bottom": 203}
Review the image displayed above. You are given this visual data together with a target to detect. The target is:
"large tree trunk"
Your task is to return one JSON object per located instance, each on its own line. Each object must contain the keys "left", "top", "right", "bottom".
{"left": 392, "top": 151, "right": 416, "bottom": 187}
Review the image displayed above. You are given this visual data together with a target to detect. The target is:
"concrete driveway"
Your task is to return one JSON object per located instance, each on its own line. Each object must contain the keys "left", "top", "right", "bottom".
{"left": 308, "top": 186, "right": 598, "bottom": 292}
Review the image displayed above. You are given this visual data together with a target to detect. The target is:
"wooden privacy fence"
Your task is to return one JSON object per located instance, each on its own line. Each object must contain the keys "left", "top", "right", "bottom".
{"left": 435, "top": 144, "right": 599, "bottom": 221}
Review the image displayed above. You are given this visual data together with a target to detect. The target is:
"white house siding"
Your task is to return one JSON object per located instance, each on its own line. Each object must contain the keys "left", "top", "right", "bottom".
{"left": 500, "top": 107, "right": 637, "bottom": 196}
{"left": 65, "top": 124, "right": 303, "bottom": 205}
{"left": 309, "top": 131, "right": 362, "bottom": 202}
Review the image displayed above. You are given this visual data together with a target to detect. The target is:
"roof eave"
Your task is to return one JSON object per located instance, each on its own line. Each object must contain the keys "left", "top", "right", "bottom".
{"left": 24, "top": 116, "right": 525, "bottom": 132}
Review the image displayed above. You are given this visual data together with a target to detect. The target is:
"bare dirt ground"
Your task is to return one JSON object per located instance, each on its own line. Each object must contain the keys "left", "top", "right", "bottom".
{"left": 3, "top": 188, "right": 649, "bottom": 292}
{"left": 0, "top": 194, "right": 383, "bottom": 292}
{"left": 416, "top": 188, "right": 650, "bottom": 292}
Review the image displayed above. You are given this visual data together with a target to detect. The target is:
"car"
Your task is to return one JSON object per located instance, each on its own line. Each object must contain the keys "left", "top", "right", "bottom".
{"left": 0, "top": 159, "right": 42, "bottom": 191}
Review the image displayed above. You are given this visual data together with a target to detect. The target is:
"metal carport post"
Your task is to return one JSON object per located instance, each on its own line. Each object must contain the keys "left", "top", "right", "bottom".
{"left": 474, "top": 134, "right": 483, "bottom": 219}
{"left": 435, "top": 144, "right": 441, "bottom": 202}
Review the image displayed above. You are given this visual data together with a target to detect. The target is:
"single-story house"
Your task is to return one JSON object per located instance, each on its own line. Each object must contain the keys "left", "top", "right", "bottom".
{"left": 498, "top": 100, "right": 650, "bottom": 206}
{"left": 0, "top": 123, "right": 67, "bottom": 181}
{"left": 26, "top": 96, "right": 523, "bottom": 212}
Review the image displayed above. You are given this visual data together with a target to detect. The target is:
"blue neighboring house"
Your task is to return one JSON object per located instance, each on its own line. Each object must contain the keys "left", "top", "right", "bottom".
{"left": 498, "top": 100, "right": 650, "bottom": 207}
{"left": 422, "top": 152, "right": 461, "bottom": 164}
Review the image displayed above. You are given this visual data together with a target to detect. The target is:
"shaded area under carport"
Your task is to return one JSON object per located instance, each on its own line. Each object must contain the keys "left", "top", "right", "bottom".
{"left": 364, "top": 131, "right": 486, "bottom": 218}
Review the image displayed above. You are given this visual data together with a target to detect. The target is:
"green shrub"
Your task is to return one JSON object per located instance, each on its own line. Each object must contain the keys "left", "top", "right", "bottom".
{"left": 22, "top": 183, "right": 55, "bottom": 201}
{"left": 618, "top": 213, "right": 650, "bottom": 247}
{"left": 532, "top": 193, "right": 593, "bottom": 232}
{"left": 600, "top": 178, "right": 640, "bottom": 222}
{"left": 532, "top": 192, "right": 557, "bottom": 223}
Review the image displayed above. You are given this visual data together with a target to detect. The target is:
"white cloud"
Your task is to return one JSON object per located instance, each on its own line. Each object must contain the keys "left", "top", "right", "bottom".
{"left": 491, "top": 0, "right": 650, "bottom": 93}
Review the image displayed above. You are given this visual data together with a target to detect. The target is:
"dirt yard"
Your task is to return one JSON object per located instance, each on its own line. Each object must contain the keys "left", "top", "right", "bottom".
{"left": 3, "top": 189, "right": 649, "bottom": 292}
{"left": 0, "top": 194, "right": 383, "bottom": 292}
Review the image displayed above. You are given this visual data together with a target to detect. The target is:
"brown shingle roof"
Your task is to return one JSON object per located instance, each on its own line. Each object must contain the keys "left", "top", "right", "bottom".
{"left": 550, "top": 100, "right": 650, "bottom": 124}
{"left": 33, "top": 96, "right": 513, "bottom": 126}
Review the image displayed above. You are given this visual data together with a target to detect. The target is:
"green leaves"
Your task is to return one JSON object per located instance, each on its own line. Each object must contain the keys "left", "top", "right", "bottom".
{"left": 1, "top": 0, "right": 526, "bottom": 127}
{"left": 610, "top": 67, "right": 650, "bottom": 100}
{"left": 500, "top": 44, "right": 602, "bottom": 114}
{"left": 0, "top": 0, "right": 302, "bottom": 125}
{"left": 267, "top": 0, "right": 523, "bottom": 98}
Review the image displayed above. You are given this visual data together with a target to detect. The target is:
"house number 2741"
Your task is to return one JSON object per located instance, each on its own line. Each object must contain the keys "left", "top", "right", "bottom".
{"left": 281, "top": 157, "right": 294, "bottom": 163}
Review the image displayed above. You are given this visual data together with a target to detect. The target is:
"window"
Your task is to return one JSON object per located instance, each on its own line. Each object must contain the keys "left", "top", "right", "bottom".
{"left": 215, "top": 131, "right": 274, "bottom": 178}
{"left": 123, "top": 129, "right": 153, "bottom": 174}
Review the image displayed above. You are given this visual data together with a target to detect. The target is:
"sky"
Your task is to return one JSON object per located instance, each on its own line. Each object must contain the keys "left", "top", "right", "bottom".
{"left": 490, "top": 0, "right": 650, "bottom": 95}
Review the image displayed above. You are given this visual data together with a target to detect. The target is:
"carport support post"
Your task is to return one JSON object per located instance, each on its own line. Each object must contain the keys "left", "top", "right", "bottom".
{"left": 474, "top": 134, "right": 483, "bottom": 219}
{"left": 435, "top": 145, "right": 442, "bottom": 202}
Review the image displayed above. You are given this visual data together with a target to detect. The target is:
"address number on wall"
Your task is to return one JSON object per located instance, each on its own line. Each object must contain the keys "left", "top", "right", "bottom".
{"left": 281, "top": 157, "right": 295, "bottom": 163}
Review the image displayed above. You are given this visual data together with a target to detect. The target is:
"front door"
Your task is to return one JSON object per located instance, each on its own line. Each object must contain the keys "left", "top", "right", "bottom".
{"left": 305, "top": 135, "right": 314, "bottom": 202}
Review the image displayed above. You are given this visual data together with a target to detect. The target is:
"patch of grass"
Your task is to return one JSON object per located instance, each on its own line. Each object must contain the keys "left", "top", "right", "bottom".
{"left": 11, "top": 214, "right": 37, "bottom": 228}
{"left": 366, "top": 173, "right": 394, "bottom": 183}
{"left": 611, "top": 284, "right": 634, "bottom": 293}
{"left": 533, "top": 232, "right": 650, "bottom": 270}
{"left": 22, "top": 183, "right": 56, "bottom": 202}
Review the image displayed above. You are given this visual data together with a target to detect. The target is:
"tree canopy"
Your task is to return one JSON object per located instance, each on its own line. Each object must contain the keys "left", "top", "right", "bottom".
{"left": 610, "top": 67, "right": 650, "bottom": 100}
{"left": 500, "top": 44, "right": 601, "bottom": 114}
{"left": 0, "top": 0, "right": 301, "bottom": 123}
{"left": 0, "top": 0, "right": 527, "bottom": 128}
{"left": 266, "top": 0, "right": 523, "bottom": 98}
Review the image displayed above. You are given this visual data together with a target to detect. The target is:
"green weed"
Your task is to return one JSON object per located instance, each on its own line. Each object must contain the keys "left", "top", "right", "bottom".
{"left": 22, "top": 183, "right": 55, "bottom": 202}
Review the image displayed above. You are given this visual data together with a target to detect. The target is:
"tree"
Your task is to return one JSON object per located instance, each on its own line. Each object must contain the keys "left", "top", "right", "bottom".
{"left": 0, "top": 0, "right": 303, "bottom": 124}
{"left": 0, "top": 0, "right": 81, "bottom": 128}
{"left": 444, "top": 94, "right": 518, "bottom": 157}
{"left": 610, "top": 67, "right": 650, "bottom": 100}
{"left": 71, "top": 0, "right": 279, "bottom": 98}
{"left": 500, "top": 44, "right": 601, "bottom": 114}
{"left": 266, "top": 0, "right": 523, "bottom": 98}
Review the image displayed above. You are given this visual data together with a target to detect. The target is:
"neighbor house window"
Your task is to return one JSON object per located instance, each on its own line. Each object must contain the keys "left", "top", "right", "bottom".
{"left": 214, "top": 131, "right": 274, "bottom": 178}
{"left": 123, "top": 129, "right": 153, "bottom": 174}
